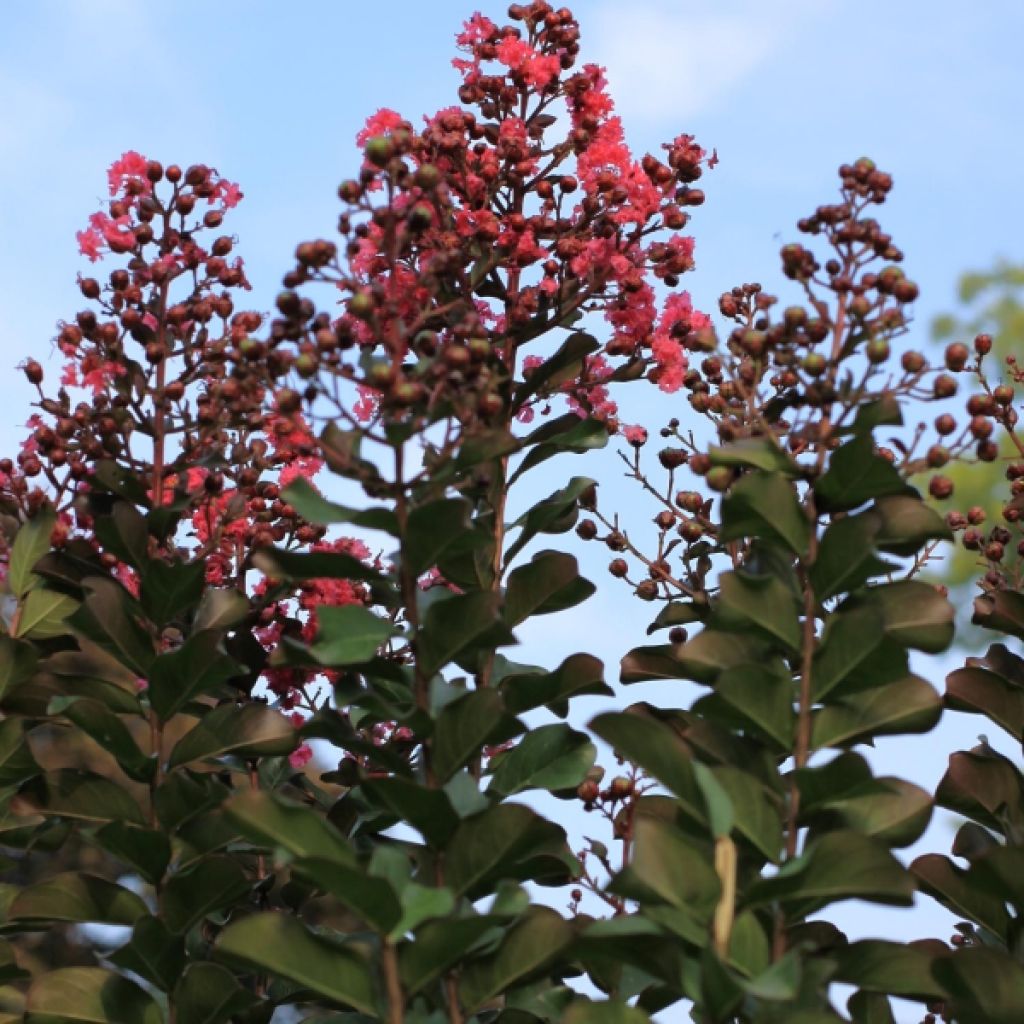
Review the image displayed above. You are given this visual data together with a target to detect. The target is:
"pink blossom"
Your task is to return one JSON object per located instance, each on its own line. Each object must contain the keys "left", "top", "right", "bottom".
{"left": 623, "top": 425, "right": 648, "bottom": 446}
{"left": 107, "top": 151, "right": 151, "bottom": 198}
{"left": 289, "top": 743, "right": 314, "bottom": 770}
{"left": 455, "top": 12, "right": 497, "bottom": 47}
{"left": 357, "top": 108, "right": 406, "bottom": 146}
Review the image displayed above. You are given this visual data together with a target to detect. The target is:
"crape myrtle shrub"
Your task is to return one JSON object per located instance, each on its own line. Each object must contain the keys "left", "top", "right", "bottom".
{"left": 0, "top": 3, "right": 1020, "bottom": 1023}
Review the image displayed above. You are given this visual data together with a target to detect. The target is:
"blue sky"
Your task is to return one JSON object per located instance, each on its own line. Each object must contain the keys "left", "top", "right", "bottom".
{"left": 3, "top": 1, "right": 1023, "bottom": 1016}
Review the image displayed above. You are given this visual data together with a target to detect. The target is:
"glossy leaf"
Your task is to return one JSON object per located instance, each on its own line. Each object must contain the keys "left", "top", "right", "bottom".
{"left": 445, "top": 803, "right": 568, "bottom": 897}
{"left": 25, "top": 968, "right": 162, "bottom": 1024}
{"left": 814, "top": 434, "right": 909, "bottom": 512}
{"left": 148, "top": 631, "right": 243, "bottom": 721}
{"left": 15, "top": 588, "right": 80, "bottom": 640}
{"left": 812, "top": 674, "right": 941, "bottom": 748}
{"left": 720, "top": 471, "right": 809, "bottom": 555}
{"left": 418, "top": 591, "right": 515, "bottom": 678}
{"left": 505, "top": 477, "right": 595, "bottom": 564}
{"left": 224, "top": 790, "right": 355, "bottom": 864}
{"left": 168, "top": 703, "right": 297, "bottom": 768}
{"left": 92, "top": 823, "right": 170, "bottom": 886}
{"left": 488, "top": 724, "right": 596, "bottom": 796}
{"left": 745, "top": 831, "right": 914, "bottom": 912}
{"left": 500, "top": 653, "right": 610, "bottom": 716}
{"left": 7, "top": 507, "right": 56, "bottom": 598}
{"left": 307, "top": 604, "right": 399, "bottom": 666}
{"left": 17, "top": 770, "right": 145, "bottom": 825}
{"left": 174, "top": 962, "right": 261, "bottom": 1024}
{"left": 504, "top": 550, "right": 594, "bottom": 627}
{"left": 215, "top": 912, "right": 375, "bottom": 1014}
{"left": 48, "top": 697, "right": 152, "bottom": 781}
{"left": 9, "top": 873, "right": 147, "bottom": 926}
{"left": 160, "top": 855, "right": 251, "bottom": 933}
{"left": 716, "top": 571, "right": 801, "bottom": 652}
{"left": 433, "top": 688, "right": 507, "bottom": 781}
{"left": 282, "top": 477, "right": 399, "bottom": 535}
{"left": 459, "top": 907, "right": 574, "bottom": 1013}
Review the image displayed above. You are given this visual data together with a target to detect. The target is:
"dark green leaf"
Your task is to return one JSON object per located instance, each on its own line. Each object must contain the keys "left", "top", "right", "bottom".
{"left": 932, "top": 947, "right": 1024, "bottom": 1024}
{"left": 445, "top": 803, "right": 568, "bottom": 897}
{"left": 745, "top": 831, "right": 914, "bottom": 913}
{"left": 645, "top": 601, "right": 708, "bottom": 635}
{"left": 93, "top": 823, "right": 170, "bottom": 885}
{"left": 433, "top": 689, "right": 507, "bottom": 781}
{"left": 160, "top": 856, "right": 251, "bottom": 933}
{"left": 139, "top": 558, "right": 207, "bottom": 627}
{"left": 505, "top": 477, "right": 595, "bottom": 564}
{"left": 716, "top": 571, "right": 801, "bottom": 652}
{"left": 148, "top": 631, "right": 243, "bottom": 722}
{"left": 0, "top": 718, "right": 39, "bottom": 787}
{"left": 48, "top": 697, "right": 152, "bottom": 781}
{"left": 815, "top": 434, "right": 909, "bottom": 512}
{"left": 9, "top": 873, "right": 147, "bottom": 926}
{"left": 711, "top": 663, "right": 794, "bottom": 750}
{"left": 174, "top": 962, "right": 260, "bottom": 1024}
{"left": 399, "top": 916, "right": 501, "bottom": 993}
{"left": 360, "top": 777, "right": 460, "bottom": 848}
{"left": 17, "top": 770, "right": 145, "bottom": 825}
{"left": 282, "top": 477, "right": 398, "bottom": 536}
{"left": 108, "top": 921, "right": 186, "bottom": 991}
{"left": 946, "top": 665, "right": 1024, "bottom": 741}
{"left": 68, "top": 578, "right": 156, "bottom": 676}
{"left": 404, "top": 499, "right": 473, "bottom": 576}
{"left": 911, "top": 854, "right": 1011, "bottom": 938}
{"left": 835, "top": 940, "right": 945, "bottom": 999}
{"left": 460, "top": 907, "right": 574, "bottom": 1013}
{"left": 720, "top": 471, "right": 809, "bottom": 555}
{"left": 216, "top": 913, "right": 375, "bottom": 1013}
{"left": 488, "top": 724, "right": 596, "bottom": 796}
{"left": 610, "top": 816, "right": 718, "bottom": 916}
{"left": 307, "top": 605, "right": 399, "bottom": 667}
{"left": 418, "top": 592, "right": 515, "bottom": 678}
{"left": 252, "top": 547, "right": 386, "bottom": 586}
{"left": 511, "top": 415, "right": 608, "bottom": 482}
{"left": 561, "top": 1000, "right": 651, "bottom": 1024}
{"left": 224, "top": 791, "right": 355, "bottom": 864}
{"left": 168, "top": 703, "right": 297, "bottom": 768}
{"left": 193, "top": 588, "right": 249, "bottom": 632}
{"left": 500, "top": 653, "right": 610, "bottom": 716}
{"left": 590, "top": 710, "right": 704, "bottom": 824}
{"left": 513, "top": 332, "right": 600, "bottom": 406}
{"left": 872, "top": 493, "right": 952, "bottom": 556}
{"left": 504, "top": 550, "right": 594, "bottom": 627}
{"left": 710, "top": 438, "right": 796, "bottom": 475}
{"left": 25, "top": 968, "right": 162, "bottom": 1024}
{"left": 810, "top": 514, "right": 893, "bottom": 601}
{"left": 812, "top": 675, "right": 941, "bottom": 748}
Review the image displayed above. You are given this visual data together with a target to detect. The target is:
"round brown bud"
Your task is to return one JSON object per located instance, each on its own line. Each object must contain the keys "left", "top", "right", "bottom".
{"left": 935, "top": 413, "right": 956, "bottom": 435}
{"left": 928, "top": 475, "right": 954, "bottom": 500}
{"left": 609, "top": 776, "right": 634, "bottom": 799}
{"left": 576, "top": 518, "right": 598, "bottom": 541}
{"left": 22, "top": 359, "right": 43, "bottom": 385}
{"left": 901, "top": 350, "right": 926, "bottom": 374}
{"left": 933, "top": 375, "right": 957, "bottom": 399}
{"left": 577, "top": 779, "right": 600, "bottom": 803}
{"left": 974, "top": 333, "right": 993, "bottom": 355}
{"left": 635, "top": 580, "right": 658, "bottom": 601}
{"left": 668, "top": 626, "right": 688, "bottom": 644}
{"left": 985, "top": 542, "right": 1005, "bottom": 562}
{"left": 926, "top": 445, "right": 949, "bottom": 468}
{"left": 945, "top": 343, "right": 970, "bottom": 372}
{"left": 608, "top": 558, "right": 629, "bottom": 578}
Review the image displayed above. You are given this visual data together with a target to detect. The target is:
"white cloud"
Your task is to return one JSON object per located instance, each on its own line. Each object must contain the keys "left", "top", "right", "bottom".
{"left": 587, "top": 0, "right": 830, "bottom": 123}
